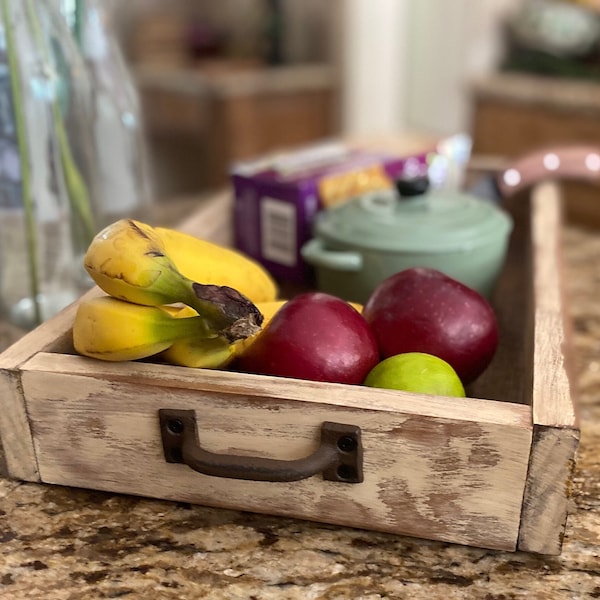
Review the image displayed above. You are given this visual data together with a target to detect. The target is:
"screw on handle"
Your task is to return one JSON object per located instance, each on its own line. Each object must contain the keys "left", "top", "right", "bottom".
{"left": 158, "top": 409, "right": 363, "bottom": 484}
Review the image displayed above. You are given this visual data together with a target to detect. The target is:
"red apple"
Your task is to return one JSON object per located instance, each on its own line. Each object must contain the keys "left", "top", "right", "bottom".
{"left": 235, "top": 292, "right": 380, "bottom": 384}
{"left": 362, "top": 267, "right": 498, "bottom": 384}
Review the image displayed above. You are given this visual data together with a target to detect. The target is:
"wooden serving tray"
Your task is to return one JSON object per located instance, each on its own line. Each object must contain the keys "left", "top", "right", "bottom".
{"left": 0, "top": 183, "right": 578, "bottom": 555}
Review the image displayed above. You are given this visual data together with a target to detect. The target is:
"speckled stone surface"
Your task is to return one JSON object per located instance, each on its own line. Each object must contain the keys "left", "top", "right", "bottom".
{"left": 0, "top": 225, "right": 599, "bottom": 600}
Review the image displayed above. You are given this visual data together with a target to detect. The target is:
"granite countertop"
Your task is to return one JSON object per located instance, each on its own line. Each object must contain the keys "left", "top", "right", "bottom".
{"left": 0, "top": 225, "right": 599, "bottom": 600}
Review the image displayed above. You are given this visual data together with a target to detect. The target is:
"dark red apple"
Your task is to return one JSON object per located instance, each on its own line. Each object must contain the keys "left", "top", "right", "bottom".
{"left": 236, "top": 292, "right": 380, "bottom": 384}
{"left": 362, "top": 267, "right": 498, "bottom": 384}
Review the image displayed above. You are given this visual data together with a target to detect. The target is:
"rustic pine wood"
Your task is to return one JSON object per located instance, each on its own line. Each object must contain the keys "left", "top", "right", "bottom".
{"left": 518, "top": 425, "right": 579, "bottom": 554}
{"left": 176, "top": 189, "right": 234, "bottom": 246}
{"left": 0, "top": 178, "right": 580, "bottom": 554}
{"left": 517, "top": 182, "right": 580, "bottom": 554}
{"left": 0, "top": 299, "right": 82, "bottom": 482}
{"left": 21, "top": 352, "right": 532, "bottom": 551}
{"left": 468, "top": 191, "right": 534, "bottom": 405}
{"left": 530, "top": 182, "right": 578, "bottom": 429}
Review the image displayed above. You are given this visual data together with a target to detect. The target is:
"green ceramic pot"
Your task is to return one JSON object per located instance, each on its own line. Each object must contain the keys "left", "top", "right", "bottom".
{"left": 301, "top": 180, "right": 513, "bottom": 304}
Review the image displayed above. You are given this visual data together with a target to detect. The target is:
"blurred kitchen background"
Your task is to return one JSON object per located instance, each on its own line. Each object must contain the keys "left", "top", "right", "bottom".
{"left": 112, "top": 0, "right": 600, "bottom": 200}
{"left": 3, "top": 0, "right": 600, "bottom": 333}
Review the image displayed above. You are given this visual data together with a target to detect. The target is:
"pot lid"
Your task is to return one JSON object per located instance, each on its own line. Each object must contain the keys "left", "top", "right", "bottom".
{"left": 313, "top": 178, "right": 513, "bottom": 253}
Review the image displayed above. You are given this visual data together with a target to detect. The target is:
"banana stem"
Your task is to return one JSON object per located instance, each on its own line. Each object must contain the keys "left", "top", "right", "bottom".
{"left": 185, "top": 280, "right": 263, "bottom": 342}
{"left": 1, "top": 0, "right": 41, "bottom": 324}
{"left": 162, "top": 313, "right": 216, "bottom": 341}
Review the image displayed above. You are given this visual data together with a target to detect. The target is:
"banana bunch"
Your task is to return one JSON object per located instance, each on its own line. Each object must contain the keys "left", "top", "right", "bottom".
{"left": 73, "top": 219, "right": 279, "bottom": 365}
{"left": 159, "top": 300, "right": 363, "bottom": 369}
{"left": 161, "top": 300, "right": 286, "bottom": 368}
{"left": 155, "top": 226, "right": 277, "bottom": 304}
{"left": 73, "top": 296, "right": 215, "bottom": 362}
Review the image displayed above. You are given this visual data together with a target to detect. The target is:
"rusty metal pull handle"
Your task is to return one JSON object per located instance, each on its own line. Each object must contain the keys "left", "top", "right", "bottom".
{"left": 159, "top": 409, "right": 363, "bottom": 483}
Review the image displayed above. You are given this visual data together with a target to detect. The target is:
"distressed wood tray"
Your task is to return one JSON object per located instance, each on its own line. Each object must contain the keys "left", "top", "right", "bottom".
{"left": 0, "top": 182, "right": 579, "bottom": 555}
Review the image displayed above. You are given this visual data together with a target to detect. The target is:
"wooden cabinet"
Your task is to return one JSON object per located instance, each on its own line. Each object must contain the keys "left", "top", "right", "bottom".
{"left": 136, "top": 63, "right": 340, "bottom": 197}
{"left": 470, "top": 72, "right": 600, "bottom": 226}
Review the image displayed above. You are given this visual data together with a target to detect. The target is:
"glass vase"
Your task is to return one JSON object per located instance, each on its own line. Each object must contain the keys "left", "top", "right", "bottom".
{"left": 0, "top": 0, "right": 99, "bottom": 329}
{"left": 71, "top": 0, "right": 155, "bottom": 227}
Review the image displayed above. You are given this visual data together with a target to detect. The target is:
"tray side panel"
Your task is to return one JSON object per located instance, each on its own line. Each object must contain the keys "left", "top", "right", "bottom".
{"left": 0, "top": 291, "right": 94, "bottom": 481}
{"left": 0, "top": 368, "right": 39, "bottom": 481}
{"left": 24, "top": 352, "right": 534, "bottom": 428}
{"left": 531, "top": 182, "right": 578, "bottom": 428}
{"left": 517, "top": 425, "right": 580, "bottom": 554}
{"left": 176, "top": 190, "right": 234, "bottom": 245}
{"left": 0, "top": 297, "right": 83, "bottom": 368}
{"left": 517, "top": 181, "right": 580, "bottom": 555}
{"left": 23, "top": 369, "right": 533, "bottom": 552}
{"left": 519, "top": 181, "right": 579, "bottom": 554}
{"left": 469, "top": 191, "right": 534, "bottom": 405}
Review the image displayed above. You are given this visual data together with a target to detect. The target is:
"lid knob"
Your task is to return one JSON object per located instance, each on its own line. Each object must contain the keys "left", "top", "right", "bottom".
{"left": 395, "top": 176, "right": 430, "bottom": 198}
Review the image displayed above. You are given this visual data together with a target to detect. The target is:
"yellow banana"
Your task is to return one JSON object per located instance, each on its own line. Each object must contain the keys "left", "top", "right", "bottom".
{"left": 161, "top": 335, "right": 237, "bottom": 369}
{"left": 159, "top": 305, "right": 232, "bottom": 368}
{"left": 161, "top": 300, "right": 286, "bottom": 369}
{"left": 73, "top": 296, "right": 218, "bottom": 362}
{"left": 84, "top": 219, "right": 262, "bottom": 341}
{"left": 349, "top": 302, "right": 363, "bottom": 314}
{"left": 161, "top": 300, "right": 362, "bottom": 370}
{"left": 155, "top": 226, "right": 278, "bottom": 303}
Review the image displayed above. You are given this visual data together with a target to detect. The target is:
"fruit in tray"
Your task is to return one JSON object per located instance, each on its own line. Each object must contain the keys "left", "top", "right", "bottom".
{"left": 362, "top": 267, "right": 498, "bottom": 385}
{"left": 73, "top": 220, "right": 499, "bottom": 394}
{"left": 74, "top": 219, "right": 278, "bottom": 362}
{"left": 73, "top": 296, "right": 219, "bottom": 362}
{"left": 153, "top": 225, "right": 277, "bottom": 303}
{"left": 235, "top": 292, "right": 380, "bottom": 385}
{"left": 82, "top": 219, "right": 275, "bottom": 342}
{"left": 160, "top": 300, "right": 286, "bottom": 369}
{"left": 364, "top": 352, "right": 465, "bottom": 397}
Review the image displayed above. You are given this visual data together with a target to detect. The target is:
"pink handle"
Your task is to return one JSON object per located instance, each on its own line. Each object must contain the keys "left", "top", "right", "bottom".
{"left": 498, "top": 144, "right": 600, "bottom": 198}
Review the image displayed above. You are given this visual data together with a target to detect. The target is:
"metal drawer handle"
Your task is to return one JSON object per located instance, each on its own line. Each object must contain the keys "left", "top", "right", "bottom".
{"left": 158, "top": 409, "right": 363, "bottom": 483}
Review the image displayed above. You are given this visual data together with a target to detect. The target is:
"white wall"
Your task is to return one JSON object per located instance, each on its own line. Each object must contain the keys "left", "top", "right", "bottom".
{"left": 340, "top": 0, "right": 409, "bottom": 136}
{"left": 404, "top": 0, "right": 521, "bottom": 135}
{"left": 340, "top": 0, "right": 521, "bottom": 137}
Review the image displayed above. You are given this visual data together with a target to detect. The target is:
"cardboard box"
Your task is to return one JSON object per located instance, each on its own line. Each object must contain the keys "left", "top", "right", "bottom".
{"left": 231, "top": 141, "right": 431, "bottom": 283}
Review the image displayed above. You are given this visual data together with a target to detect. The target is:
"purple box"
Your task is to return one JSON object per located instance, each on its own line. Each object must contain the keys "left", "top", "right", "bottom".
{"left": 232, "top": 141, "right": 431, "bottom": 284}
